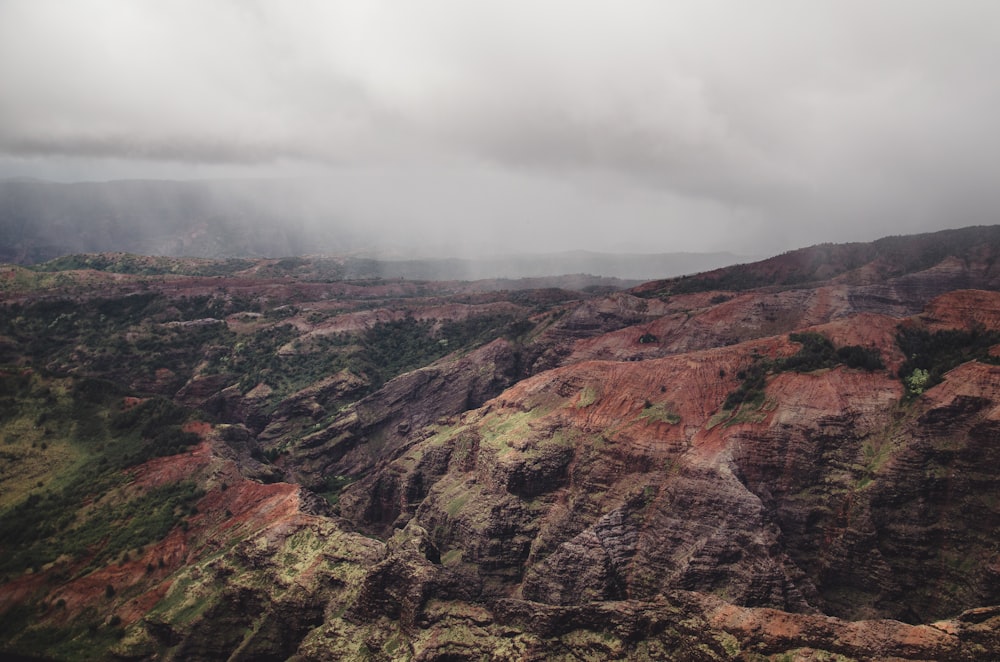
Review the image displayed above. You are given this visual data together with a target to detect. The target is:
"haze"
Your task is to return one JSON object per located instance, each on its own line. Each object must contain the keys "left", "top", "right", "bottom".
{"left": 2, "top": 1, "right": 999, "bottom": 257}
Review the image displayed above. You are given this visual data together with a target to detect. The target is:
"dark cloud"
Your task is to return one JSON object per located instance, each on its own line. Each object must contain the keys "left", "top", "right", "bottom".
{"left": 1, "top": 1, "right": 998, "bottom": 255}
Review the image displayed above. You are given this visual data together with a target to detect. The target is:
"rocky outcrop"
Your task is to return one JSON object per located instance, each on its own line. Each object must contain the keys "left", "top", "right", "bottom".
{"left": 6, "top": 231, "right": 1000, "bottom": 660}
{"left": 337, "top": 293, "right": 1000, "bottom": 644}
{"left": 290, "top": 338, "right": 522, "bottom": 492}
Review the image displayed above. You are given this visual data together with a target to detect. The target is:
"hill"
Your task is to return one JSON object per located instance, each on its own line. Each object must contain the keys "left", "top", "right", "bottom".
{"left": 0, "top": 227, "right": 999, "bottom": 660}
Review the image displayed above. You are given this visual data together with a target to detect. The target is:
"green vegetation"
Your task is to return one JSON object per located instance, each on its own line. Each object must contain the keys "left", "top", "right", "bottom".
{"left": 318, "top": 474, "right": 356, "bottom": 505}
{"left": 783, "top": 332, "right": 885, "bottom": 372}
{"left": 38, "top": 253, "right": 254, "bottom": 277}
{"left": 722, "top": 361, "right": 771, "bottom": 412}
{"left": 896, "top": 324, "right": 1000, "bottom": 397}
{"left": 441, "top": 549, "right": 463, "bottom": 567}
{"left": 723, "top": 332, "right": 883, "bottom": 412}
{"left": 577, "top": 386, "right": 599, "bottom": 408}
{"left": 224, "top": 323, "right": 324, "bottom": 394}
{"left": 905, "top": 368, "right": 930, "bottom": 395}
{"left": 0, "top": 294, "right": 235, "bottom": 393}
{"left": 0, "top": 480, "right": 202, "bottom": 576}
{"left": 640, "top": 401, "right": 681, "bottom": 424}
{"left": 1, "top": 371, "right": 200, "bottom": 476}
{"left": 358, "top": 317, "right": 445, "bottom": 388}
{"left": 478, "top": 407, "right": 550, "bottom": 450}
{"left": 723, "top": 397, "right": 776, "bottom": 427}
{"left": 860, "top": 437, "right": 893, "bottom": 479}
{"left": 0, "top": 286, "right": 531, "bottom": 428}
{"left": 356, "top": 313, "right": 521, "bottom": 389}
{"left": 0, "top": 370, "right": 205, "bottom": 577}
{"left": 0, "top": 602, "right": 130, "bottom": 662}
{"left": 208, "top": 311, "right": 527, "bottom": 403}
{"left": 445, "top": 493, "right": 470, "bottom": 518}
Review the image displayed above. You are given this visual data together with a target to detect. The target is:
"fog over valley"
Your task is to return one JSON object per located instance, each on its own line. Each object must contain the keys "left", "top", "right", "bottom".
{"left": 0, "top": 178, "right": 750, "bottom": 279}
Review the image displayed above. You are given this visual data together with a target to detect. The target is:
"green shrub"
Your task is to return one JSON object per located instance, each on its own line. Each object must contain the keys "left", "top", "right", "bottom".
{"left": 0, "top": 481, "right": 203, "bottom": 575}
{"left": 896, "top": 325, "right": 1000, "bottom": 397}
{"left": 723, "top": 333, "right": 883, "bottom": 411}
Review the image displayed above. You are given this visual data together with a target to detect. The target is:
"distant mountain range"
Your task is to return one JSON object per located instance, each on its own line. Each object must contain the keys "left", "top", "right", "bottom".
{"left": 0, "top": 179, "right": 750, "bottom": 279}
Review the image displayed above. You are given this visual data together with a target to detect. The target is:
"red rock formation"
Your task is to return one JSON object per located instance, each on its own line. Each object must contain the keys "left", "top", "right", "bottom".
{"left": 341, "top": 292, "right": 1000, "bottom": 647}
{"left": 4, "top": 232, "right": 1000, "bottom": 659}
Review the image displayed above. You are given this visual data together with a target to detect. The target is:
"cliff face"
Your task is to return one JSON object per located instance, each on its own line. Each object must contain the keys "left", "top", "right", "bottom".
{"left": 2, "top": 230, "right": 1000, "bottom": 660}
{"left": 345, "top": 298, "right": 998, "bottom": 621}
{"left": 322, "top": 292, "right": 1000, "bottom": 659}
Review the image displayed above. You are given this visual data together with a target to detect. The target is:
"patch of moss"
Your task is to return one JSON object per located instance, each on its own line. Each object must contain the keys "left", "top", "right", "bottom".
{"left": 440, "top": 549, "right": 463, "bottom": 567}
{"left": 577, "top": 386, "right": 599, "bottom": 408}
{"left": 445, "top": 494, "right": 469, "bottom": 518}
{"left": 715, "top": 631, "right": 741, "bottom": 657}
{"left": 640, "top": 401, "right": 681, "bottom": 425}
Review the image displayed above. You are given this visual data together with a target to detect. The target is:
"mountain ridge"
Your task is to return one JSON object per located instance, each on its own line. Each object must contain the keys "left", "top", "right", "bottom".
{"left": 0, "top": 226, "right": 999, "bottom": 659}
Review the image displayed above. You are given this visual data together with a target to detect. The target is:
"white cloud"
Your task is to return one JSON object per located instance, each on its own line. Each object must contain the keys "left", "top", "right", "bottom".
{"left": 1, "top": 0, "right": 999, "bottom": 253}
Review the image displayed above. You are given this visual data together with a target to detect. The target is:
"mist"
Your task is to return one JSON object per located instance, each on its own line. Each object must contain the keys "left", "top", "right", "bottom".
{"left": 2, "top": 1, "right": 1000, "bottom": 258}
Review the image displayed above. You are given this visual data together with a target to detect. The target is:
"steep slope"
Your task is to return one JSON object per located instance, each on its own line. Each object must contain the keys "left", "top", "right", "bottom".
{"left": 2, "top": 228, "right": 1000, "bottom": 660}
{"left": 0, "top": 419, "right": 385, "bottom": 661}
{"left": 633, "top": 224, "right": 1000, "bottom": 298}
{"left": 286, "top": 237, "right": 1000, "bottom": 503}
{"left": 331, "top": 293, "right": 1000, "bottom": 657}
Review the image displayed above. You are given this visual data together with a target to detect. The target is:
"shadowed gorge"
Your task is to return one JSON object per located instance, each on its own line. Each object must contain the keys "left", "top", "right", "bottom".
{"left": 0, "top": 227, "right": 999, "bottom": 660}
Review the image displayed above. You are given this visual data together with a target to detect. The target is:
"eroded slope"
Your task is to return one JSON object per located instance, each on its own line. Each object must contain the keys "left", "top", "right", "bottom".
{"left": 2, "top": 236, "right": 1000, "bottom": 660}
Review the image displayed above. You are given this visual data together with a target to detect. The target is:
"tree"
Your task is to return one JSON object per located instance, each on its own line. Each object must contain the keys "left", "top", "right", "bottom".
{"left": 905, "top": 368, "right": 930, "bottom": 395}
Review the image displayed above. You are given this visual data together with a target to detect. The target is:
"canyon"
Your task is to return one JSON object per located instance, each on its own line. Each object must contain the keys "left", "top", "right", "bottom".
{"left": 0, "top": 226, "right": 999, "bottom": 660}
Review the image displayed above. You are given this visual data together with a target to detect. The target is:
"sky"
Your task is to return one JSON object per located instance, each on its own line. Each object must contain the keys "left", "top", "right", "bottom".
{"left": 1, "top": 1, "right": 999, "bottom": 257}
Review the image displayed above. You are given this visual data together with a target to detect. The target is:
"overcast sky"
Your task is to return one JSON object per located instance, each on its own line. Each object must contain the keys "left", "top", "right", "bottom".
{"left": 2, "top": 1, "right": 999, "bottom": 256}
